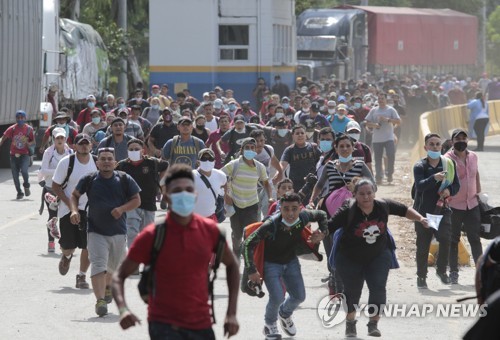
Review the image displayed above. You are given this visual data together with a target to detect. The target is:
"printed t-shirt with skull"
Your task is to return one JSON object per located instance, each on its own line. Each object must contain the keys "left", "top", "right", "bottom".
{"left": 328, "top": 199, "right": 408, "bottom": 264}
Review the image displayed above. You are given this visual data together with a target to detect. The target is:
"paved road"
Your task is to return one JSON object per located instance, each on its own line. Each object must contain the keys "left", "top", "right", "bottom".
{"left": 0, "top": 136, "right": 499, "bottom": 339}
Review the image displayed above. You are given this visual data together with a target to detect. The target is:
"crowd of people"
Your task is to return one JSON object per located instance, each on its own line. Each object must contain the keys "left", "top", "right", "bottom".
{"left": 1, "top": 70, "right": 498, "bottom": 339}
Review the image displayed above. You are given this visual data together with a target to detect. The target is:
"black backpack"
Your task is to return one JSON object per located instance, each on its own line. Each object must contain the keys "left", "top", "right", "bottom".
{"left": 60, "top": 154, "right": 98, "bottom": 189}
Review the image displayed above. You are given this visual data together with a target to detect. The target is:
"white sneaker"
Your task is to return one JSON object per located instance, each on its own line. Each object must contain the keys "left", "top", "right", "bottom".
{"left": 46, "top": 217, "right": 60, "bottom": 239}
{"left": 263, "top": 322, "right": 280, "bottom": 338}
{"left": 278, "top": 312, "right": 297, "bottom": 336}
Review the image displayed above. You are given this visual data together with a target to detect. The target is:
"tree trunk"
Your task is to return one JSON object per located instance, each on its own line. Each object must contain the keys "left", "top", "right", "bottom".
{"left": 127, "top": 44, "right": 143, "bottom": 90}
{"left": 68, "top": 0, "right": 80, "bottom": 21}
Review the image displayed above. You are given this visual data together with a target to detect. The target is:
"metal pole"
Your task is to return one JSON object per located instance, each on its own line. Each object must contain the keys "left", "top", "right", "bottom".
{"left": 481, "top": 0, "right": 487, "bottom": 73}
{"left": 117, "top": 0, "right": 127, "bottom": 98}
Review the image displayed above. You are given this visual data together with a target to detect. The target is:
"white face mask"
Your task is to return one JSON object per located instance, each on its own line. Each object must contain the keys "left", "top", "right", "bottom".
{"left": 306, "top": 131, "right": 314, "bottom": 139}
{"left": 235, "top": 128, "right": 245, "bottom": 134}
{"left": 277, "top": 129, "right": 288, "bottom": 137}
{"left": 282, "top": 217, "right": 300, "bottom": 227}
{"left": 328, "top": 108, "right": 336, "bottom": 114}
{"left": 199, "top": 160, "right": 215, "bottom": 172}
{"left": 128, "top": 150, "right": 142, "bottom": 162}
{"left": 348, "top": 133, "right": 361, "bottom": 142}
{"left": 275, "top": 112, "right": 285, "bottom": 120}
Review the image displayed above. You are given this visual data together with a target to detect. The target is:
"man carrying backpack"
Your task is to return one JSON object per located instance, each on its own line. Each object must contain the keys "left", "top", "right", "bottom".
{"left": 51, "top": 134, "right": 98, "bottom": 289}
{"left": 243, "top": 193, "right": 327, "bottom": 338}
{"left": 70, "top": 147, "right": 141, "bottom": 317}
{"left": 97, "top": 117, "right": 134, "bottom": 161}
{"left": 0, "top": 110, "right": 35, "bottom": 199}
{"left": 162, "top": 116, "right": 205, "bottom": 169}
{"left": 222, "top": 137, "right": 274, "bottom": 256}
{"left": 111, "top": 164, "right": 240, "bottom": 338}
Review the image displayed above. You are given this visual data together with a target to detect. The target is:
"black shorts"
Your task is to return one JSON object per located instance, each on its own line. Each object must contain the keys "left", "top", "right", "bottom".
{"left": 59, "top": 210, "right": 87, "bottom": 250}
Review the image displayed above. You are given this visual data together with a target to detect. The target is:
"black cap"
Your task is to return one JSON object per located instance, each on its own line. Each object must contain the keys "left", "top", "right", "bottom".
{"left": 178, "top": 116, "right": 193, "bottom": 124}
{"left": 74, "top": 133, "right": 91, "bottom": 144}
{"left": 234, "top": 114, "right": 245, "bottom": 123}
{"left": 111, "top": 117, "right": 126, "bottom": 125}
{"left": 451, "top": 128, "right": 468, "bottom": 140}
{"left": 311, "top": 102, "right": 320, "bottom": 112}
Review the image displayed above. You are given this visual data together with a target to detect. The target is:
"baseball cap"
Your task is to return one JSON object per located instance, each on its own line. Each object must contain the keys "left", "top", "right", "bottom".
{"left": 241, "top": 137, "right": 256, "bottom": 149}
{"left": 213, "top": 99, "right": 223, "bottom": 109}
{"left": 178, "top": 116, "right": 193, "bottom": 124}
{"left": 327, "top": 100, "right": 336, "bottom": 107}
{"left": 131, "top": 104, "right": 141, "bottom": 110}
{"left": 118, "top": 108, "right": 129, "bottom": 116}
{"left": 152, "top": 85, "right": 160, "bottom": 89}
{"left": 337, "top": 95, "right": 346, "bottom": 103}
{"left": 16, "top": 110, "right": 27, "bottom": 118}
{"left": 91, "top": 109, "right": 101, "bottom": 116}
{"left": 198, "top": 148, "right": 215, "bottom": 159}
{"left": 234, "top": 115, "right": 245, "bottom": 123}
{"left": 337, "top": 104, "right": 348, "bottom": 111}
{"left": 281, "top": 96, "right": 290, "bottom": 102}
{"left": 86, "top": 95, "right": 96, "bottom": 101}
{"left": 451, "top": 128, "right": 468, "bottom": 140}
{"left": 274, "top": 118, "right": 286, "bottom": 127}
{"left": 53, "top": 112, "right": 70, "bottom": 121}
{"left": 52, "top": 127, "right": 66, "bottom": 138}
{"left": 311, "top": 102, "right": 320, "bottom": 111}
{"left": 346, "top": 121, "right": 361, "bottom": 132}
{"left": 111, "top": 117, "right": 126, "bottom": 125}
{"left": 74, "top": 133, "right": 91, "bottom": 144}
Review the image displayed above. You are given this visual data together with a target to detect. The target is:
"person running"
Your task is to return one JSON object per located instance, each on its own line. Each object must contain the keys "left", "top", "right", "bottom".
{"left": 52, "top": 133, "right": 97, "bottom": 289}
{"left": 71, "top": 147, "right": 141, "bottom": 316}
{"left": 243, "top": 193, "right": 328, "bottom": 338}
{"left": 39, "top": 127, "right": 73, "bottom": 252}
{"left": 0, "top": 110, "right": 35, "bottom": 199}
{"left": 111, "top": 164, "right": 240, "bottom": 339}
{"left": 116, "top": 139, "right": 168, "bottom": 247}
{"left": 328, "top": 178, "right": 428, "bottom": 337}
{"left": 222, "top": 137, "right": 274, "bottom": 256}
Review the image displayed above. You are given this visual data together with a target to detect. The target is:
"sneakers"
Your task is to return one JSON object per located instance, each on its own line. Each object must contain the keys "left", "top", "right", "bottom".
{"left": 387, "top": 175, "right": 393, "bottom": 184}
{"left": 95, "top": 298, "right": 108, "bottom": 317}
{"left": 367, "top": 320, "right": 381, "bottom": 337}
{"left": 44, "top": 192, "right": 59, "bottom": 210}
{"left": 450, "top": 271, "right": 459, "bottom": 284}
{"left": 104, "top": 286, "right": 113, "bottom": 303}
{"left": 76, "top": 274, "right": 90, "bottom": 289}
{"left": 278, "top": 311, "right": 296, "bottom": 336}
{"left": 46, "top": 217, "right": 60, "bottom": 239}
{"left": 346, "top": 319, "right": 357, "bottom": 337}
{"left": 16, "top": 192, "right": 24, "bottom": 200}
{"left": 436, "top": 271, "right": 451, "bottom": 284}
{"left": 48, "top": 241, "right": 55, "bottom": 253}
{"left": 59, "top": 254, "right": 72, "bottom": 275}
{"left": 263, "top": 323, "right": 281, "bottom": 339}
{"left": 24, "top": 187, "right": 31, "bottom": 197}
{"left": 417, "top": 277, "right": 427, "bottom": 289}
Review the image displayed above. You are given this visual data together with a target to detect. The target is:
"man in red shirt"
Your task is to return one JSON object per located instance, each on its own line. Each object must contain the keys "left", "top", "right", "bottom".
{"left": 112, "top": 164, "right": 240, "bottom": 339}
{"left": 76, "top": 95, "right": 105, "bottom": 131}
{"left": 0, "top": 110, "right": 35, "bottom": 199}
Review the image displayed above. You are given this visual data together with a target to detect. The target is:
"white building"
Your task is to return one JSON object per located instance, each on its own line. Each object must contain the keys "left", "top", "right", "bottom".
{"left": 149, "top": 0, "right": 296, "bottom": 107}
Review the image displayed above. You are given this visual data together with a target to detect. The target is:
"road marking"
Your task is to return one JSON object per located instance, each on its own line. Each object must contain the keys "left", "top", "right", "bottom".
{"left": 0, "top": 211, "right": 39, "bottom": 231}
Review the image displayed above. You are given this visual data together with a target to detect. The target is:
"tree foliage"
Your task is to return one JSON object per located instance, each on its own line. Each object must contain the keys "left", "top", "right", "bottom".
{"left": 487, "top": 5, "right": 500, "bottom": 74}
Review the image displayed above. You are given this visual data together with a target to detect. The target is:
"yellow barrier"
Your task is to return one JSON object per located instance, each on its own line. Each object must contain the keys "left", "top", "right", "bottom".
{"left": 410, "top": 100, "right": 500, "bottom": 170}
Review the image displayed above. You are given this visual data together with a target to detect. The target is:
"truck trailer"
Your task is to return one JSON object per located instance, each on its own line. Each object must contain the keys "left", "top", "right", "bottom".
{"left": 297, "top": 6, "right": 478, "bottom": 81}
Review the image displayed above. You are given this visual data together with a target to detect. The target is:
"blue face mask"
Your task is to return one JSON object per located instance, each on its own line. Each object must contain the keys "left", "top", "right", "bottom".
{"left": 118, "top": 103, "right": 126, "bottom": 109}
{"left": 92, "top": 117, "right": 101, "bottom": 124}
{"left": 339, "top": 154, "right": 353, "bottom": 163}
{"left": 319, "top": 140, "right": 333, "bottom": 153}
{"left": 243, "top": 150, "right": 257, "bottom": 160}
{"left": 282, "top": 103, "right": 289, "bottom": 110}
{"left": 354, "top": 102, "right": 362, "bottom": 109}
{"left": 17, "top": 119, "right": 25, "bottom": 126}
{"left": 169, "top": 191, "right": 196, "bottom": 217}
{"left": 152, "top": 104, "right": 159, "bottom": 110}
{"left": 87, "top": 102, "right": 95, "bottom": 109}
{"left": 229, "top": 104, "right": 236, "bottom": 111}
{"left": 427, "top": 150, "right": 441, "bottom": 160}
{"left": 277, "top": 129, "right": 288, "bottom": 137}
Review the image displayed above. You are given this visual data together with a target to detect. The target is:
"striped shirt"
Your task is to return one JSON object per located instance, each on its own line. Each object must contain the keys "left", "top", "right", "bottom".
{"left": 222, "top": 157, "right": 268, "bottom": 209}
{"left": 317, "top": 159, "right": 374, "bottom": 197}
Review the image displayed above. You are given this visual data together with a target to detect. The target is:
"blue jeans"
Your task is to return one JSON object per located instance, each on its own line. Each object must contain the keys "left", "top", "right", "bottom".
{"left": 335, "top": 248, "right": 391, "bottom": 314}
{"left": 372, "top": 140, "right": 395, "bottom": 181}
{"left": 263, "top": 257, "right": 306, "bottom": 325}
{"left": 148, "top": 321, "right": 215, "bottom": 340}
{"left": 10, "top": 154, "right": 30, "bottom": 194}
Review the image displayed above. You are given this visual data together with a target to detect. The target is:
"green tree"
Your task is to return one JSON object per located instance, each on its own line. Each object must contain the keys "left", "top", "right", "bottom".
{"left": 487, "top": 5, "right": 500, "bottom": 74}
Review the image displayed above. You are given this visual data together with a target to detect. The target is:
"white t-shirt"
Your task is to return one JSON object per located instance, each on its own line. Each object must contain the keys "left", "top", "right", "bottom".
{"left": 205, "top": 117, "right": 218, "bottom": 133}
{"left": 52, "top": 154, "right": 98, "bottom": 218}
{"left": 193, "top": 169, "right": 227, "bottom": 217}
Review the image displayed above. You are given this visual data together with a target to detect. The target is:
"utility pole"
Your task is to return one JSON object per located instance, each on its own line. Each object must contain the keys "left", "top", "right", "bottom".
{"left": 480, "top": 0, "right": 487, "bottom": 73}
{"left": 117, "top": 0, "right": 128, "bottom": 99}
